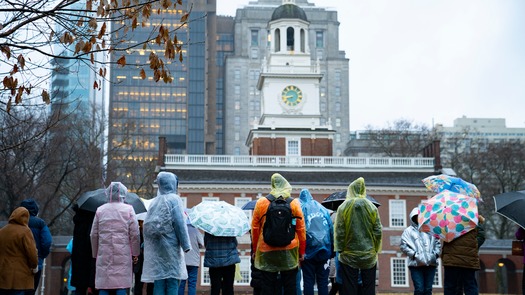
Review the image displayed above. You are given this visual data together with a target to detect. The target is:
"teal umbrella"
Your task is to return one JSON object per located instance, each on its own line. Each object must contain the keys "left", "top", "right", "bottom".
{"left": 188, "top": 201, "right": 250, "bottom": 237}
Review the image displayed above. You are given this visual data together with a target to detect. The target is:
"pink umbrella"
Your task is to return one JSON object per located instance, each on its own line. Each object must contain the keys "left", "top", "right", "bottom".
{"left": 418, "top": 190, "right": 479, "bottom": 242}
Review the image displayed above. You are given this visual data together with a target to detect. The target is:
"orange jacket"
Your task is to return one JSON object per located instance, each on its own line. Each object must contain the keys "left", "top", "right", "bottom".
{"left": 251, "top": 195, "right": 306, "bottom": 271}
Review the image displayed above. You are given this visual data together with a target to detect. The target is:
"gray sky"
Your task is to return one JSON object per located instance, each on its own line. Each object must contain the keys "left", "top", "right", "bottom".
{"left": 217, "top": 0, "right": 525, "bottom": 130}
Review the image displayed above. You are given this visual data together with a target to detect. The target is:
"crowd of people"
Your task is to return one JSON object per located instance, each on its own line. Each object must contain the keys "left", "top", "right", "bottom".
{"left": 0, "top": 172, "right": 521, "bottom": 295}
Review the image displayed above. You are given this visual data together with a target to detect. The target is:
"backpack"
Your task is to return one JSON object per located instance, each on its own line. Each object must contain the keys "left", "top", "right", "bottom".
{"left": 262, "top": 194, "right": 299, "bottom": 247}
{"left": 143, "top": 198, "right": 174, "bottom": 237}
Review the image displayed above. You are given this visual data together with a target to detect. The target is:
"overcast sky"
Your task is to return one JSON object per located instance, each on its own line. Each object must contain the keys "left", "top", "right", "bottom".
{"left": 216, "top": 0, "right": 525, "bottom": 131}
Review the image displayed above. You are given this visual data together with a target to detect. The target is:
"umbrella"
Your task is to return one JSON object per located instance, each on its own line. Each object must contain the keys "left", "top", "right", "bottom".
{"left": 242, "top": 199, "right": 258, "bottom": 210}
{"left": 422, "top": 174, "right": 482, "bottom": 201}
{"left": 493, "top": 190, "right": 525, "bottom": 229}
{"left": 418, "top": 190, "right": 479, "bottom": 242}
{"left": 136, "top": 198, "right": 154, "bottom": 221}
{"left": 321, "top": 191, "right": 381, "bottom": 211}
{"left": 77, "top": 188, "right": 147, "bottom": 214}
{"left": 188, "top": 201, "right": 250, "bottom": 237}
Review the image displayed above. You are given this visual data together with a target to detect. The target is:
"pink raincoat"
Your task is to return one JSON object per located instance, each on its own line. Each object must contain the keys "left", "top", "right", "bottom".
{"left": 90, "top": 182, "right": 141, "bottom": 289}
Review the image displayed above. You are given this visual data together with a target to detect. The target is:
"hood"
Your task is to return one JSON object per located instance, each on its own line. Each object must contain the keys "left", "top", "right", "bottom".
{"left": 269, "top": 173, "right": 292, "bottom": 199}
{"left": 157, "top": 172, "right": 178, "bottom": 195}
{"left": 409, "top": 207, "right": 419, "bottom": 226}
{"left": 106, "top": 182, "right": 127, "bottom": 203}
{"left": 20, "top": 199, "right": 39, "bottom": 216}
{"left": 9, "top": 207, "right": 30, "bottom": 226}
{"left": 347, "top": 177, "right": 367, "bottom": 199}
{"left": 299, "top": 188, "right": 313, "bottom": 203}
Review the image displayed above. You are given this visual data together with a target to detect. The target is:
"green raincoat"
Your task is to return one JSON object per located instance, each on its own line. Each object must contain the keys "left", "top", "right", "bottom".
{"left": 334, "top": 177, "right": 382, "bottom": 269}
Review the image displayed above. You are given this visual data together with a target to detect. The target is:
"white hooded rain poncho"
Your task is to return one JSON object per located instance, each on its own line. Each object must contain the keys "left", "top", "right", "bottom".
{"left": 141, "top": 172, "right": 191, "bottom": 282}
{"left": 334, "top": 177, "right": 382, "bottom": 269}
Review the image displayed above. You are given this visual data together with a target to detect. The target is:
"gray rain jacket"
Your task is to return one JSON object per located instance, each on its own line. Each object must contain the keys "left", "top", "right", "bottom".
{"left": 400, "top": 207, "right": 441, "bottom": 267}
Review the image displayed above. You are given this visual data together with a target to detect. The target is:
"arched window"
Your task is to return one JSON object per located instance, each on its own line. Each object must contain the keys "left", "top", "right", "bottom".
{"left": 286, "top": 27, "right": 294, "bottom": 51}
{"left": 300, "top": 29, "right": 305, "bottom": 52}
{"left": 274, "top": 29, "right": 281, "bottom": 52}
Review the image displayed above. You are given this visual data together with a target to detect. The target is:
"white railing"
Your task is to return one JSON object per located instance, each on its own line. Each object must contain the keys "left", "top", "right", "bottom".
{"left": 163, "top": 155, "right": 434, "bottom": 169}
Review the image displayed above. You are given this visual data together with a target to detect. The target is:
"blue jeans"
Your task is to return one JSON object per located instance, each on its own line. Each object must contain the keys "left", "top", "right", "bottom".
{"left": 301, "top": 259, "right": 330, "bottom": 295}
{"left": 179, "top": 265, "right": 199, "bottom": 295}
{"left": 154, "top": 278, "right": 180, "bottom": 295}
{"left": 409, "top": 266, "right": 436, "bottom": 295}
{"left": 99, "top": 290, "right": 127, "bottom": 295}
{"left": 444, "top": 266, "right": 478, "bottom": 295}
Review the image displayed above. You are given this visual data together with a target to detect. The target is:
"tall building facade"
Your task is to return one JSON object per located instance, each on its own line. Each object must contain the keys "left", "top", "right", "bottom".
{"left": 107, "top": 0, "right": 218, "bottom": 187}
{"left": 224, "top": 0, "right": 350, "bottom": 156}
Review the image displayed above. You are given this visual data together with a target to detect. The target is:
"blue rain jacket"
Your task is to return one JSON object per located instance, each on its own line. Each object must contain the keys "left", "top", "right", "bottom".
{"left": 299, "top": 188, "right": 333, "bottom": 262}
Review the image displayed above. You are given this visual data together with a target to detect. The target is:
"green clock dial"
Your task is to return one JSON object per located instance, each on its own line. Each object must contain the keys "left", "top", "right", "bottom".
{"left": 281, "top": 85, "right": 303, "bottom": 107}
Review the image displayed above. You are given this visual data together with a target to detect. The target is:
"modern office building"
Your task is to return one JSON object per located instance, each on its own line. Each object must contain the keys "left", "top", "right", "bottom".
{"left": 107, "top": 0, "right": 219, "bottom": 187}
{"left": 224, "top": 0, "right": 350, "bottom": 156}
{"left": 49, "top": 0, "right": 101, "bottom": 116}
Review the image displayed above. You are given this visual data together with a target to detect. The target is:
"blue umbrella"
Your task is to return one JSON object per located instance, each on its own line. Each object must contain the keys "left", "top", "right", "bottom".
{"left": 242, "top": 199, "right": 258, "bottom": 210}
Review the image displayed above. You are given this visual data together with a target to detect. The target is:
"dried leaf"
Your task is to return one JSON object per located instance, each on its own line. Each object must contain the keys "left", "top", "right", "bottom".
{"left": 90, "top": 53, "right": 95, "bottom": 64}
{"left": 6, "top": 98, "right": 12, "bottom": 113}
{"left": 117, "top": 56, "right": 126, "bottom": 67}
{"left": 10, "top": 64, "right": 18, "bottom": 75}
{"left": 82, "top": 41, "right": 92, "bottom": 53}
{"left": 86, "top": 0, "right": 92, "bottom": 11}
{"left": 17, "top": 55, "right": 25, "bottom": 69}
{"left": 181, "top": 13, "right": 189, "bottom": 22}
{"left": 88, "top": 18, "right": 98, "bottom": 29}
{"left": 0, "top": 45, "right": 11, "bottom": 59}
{"left": 97, "top": 22, "right": 107, "bottom": 39}
{"left": 15, "top": 87, "right": 23, "bottom": 104}
{"left": 93, "top": 80, "right": 99, "bottom": 89}
{"left": 179, "top": 51, "right": 183, "bottom": 62}
{"left": 42, "top": 90, "right": 50, "bottom": 104}
{"left": 140, "top": 68, "right": 146, "bottom": 80}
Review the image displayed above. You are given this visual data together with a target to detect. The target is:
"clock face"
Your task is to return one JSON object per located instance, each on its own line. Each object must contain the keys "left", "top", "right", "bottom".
{"left": 281, "top": 85, "right": 303, "bottom": 107}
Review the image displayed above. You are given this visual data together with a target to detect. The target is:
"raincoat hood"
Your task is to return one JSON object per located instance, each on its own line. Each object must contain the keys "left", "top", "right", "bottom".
{"left": 409, "top": 207, "right": 419, "bottom": 227}
{"left": 347, "top": 177, "right": 366, "bottom": 199}
{"left": 106, "top": 182, "right": 127, "bottom": 203}
{"left": 299, "top": 188, "right": 313, "bottom": 202}
{"left": 20, "top": 199, "right": 39, "bottom": 216}
{"left": 9, "top": 207, "right": 30, "bottom": 226}
{"left": 269, "top": 173, "right": 292, "bottom": 198}
{"left": 157, "top": 172, "right": 178, "bottom": 195}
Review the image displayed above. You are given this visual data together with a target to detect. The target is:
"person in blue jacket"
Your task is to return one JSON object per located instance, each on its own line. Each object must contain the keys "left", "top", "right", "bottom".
{"left": 20, "top": 198, "right": 53, "bottom": 295}
{"left": 299, "top": 188, "right": 334, "bottom": 295}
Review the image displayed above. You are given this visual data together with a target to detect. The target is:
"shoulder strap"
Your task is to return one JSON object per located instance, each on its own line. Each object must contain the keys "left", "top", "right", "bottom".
{"left": 266, "top": 194, "right": 276, "bottom": 202}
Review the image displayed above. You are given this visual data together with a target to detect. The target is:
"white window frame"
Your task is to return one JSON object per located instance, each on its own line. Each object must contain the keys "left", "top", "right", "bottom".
{"left": 286, "top": 139, "right": 300, "bottom": 156}
{"left": 432, "top": 259, "right": 443, "bottom": 288}
{"left": 236, "top": 197, "right": 253, "bottom": 224}
{"left": 202, "top": 196, "right": 219, "bottom": 202}
{"left": 389, "top": 199, "right": 406, "bottom": 228}
{"left": 180, "top": 197, "right": 188, "bottom": 209}
{"left": 201, "top": 255, "right": 252, "bottom": 286}
{"left": 391, "top": 257, "right": 409, "bottom": 287}
{"left": 234, "top": 197, "right": 251, "bottom": 209}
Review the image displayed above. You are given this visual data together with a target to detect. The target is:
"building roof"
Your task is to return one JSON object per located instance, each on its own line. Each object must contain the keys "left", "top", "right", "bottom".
{"left": 164, "top": 169, "right": 433, "bottom": 188}
{"left": 271, "top": 3, "right": 308, "bottom": 21}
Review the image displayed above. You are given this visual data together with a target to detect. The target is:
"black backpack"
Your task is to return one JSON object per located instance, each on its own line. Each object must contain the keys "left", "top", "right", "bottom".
{"left": 262, "top": 194, "right": 299, "bottom": 247}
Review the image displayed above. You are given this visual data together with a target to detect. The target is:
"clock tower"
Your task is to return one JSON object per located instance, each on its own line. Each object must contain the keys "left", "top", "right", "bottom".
{"left": 247, "top": 0, "right": 335, "bottom": 157}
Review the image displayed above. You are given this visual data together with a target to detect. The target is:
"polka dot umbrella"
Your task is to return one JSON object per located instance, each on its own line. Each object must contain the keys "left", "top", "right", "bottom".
{"left": 418, "top": 190, "right": 479, "bottom": 242}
